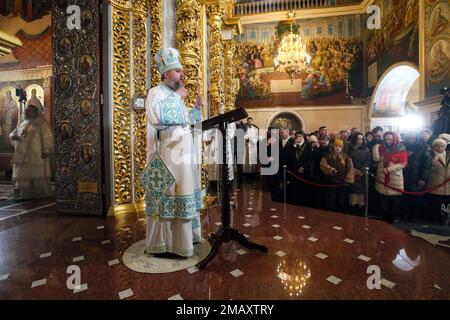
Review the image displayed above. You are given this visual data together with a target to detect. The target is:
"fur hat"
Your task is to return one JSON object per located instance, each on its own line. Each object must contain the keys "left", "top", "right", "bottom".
{"left": 438, "top": 133, "right": 450, "bottom": 144}
{"left": 433, "top": 138, "right": 448, "bottom": 147}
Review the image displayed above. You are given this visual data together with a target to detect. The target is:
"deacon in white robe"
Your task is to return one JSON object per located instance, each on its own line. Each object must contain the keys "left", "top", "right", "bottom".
{"left": 205, "top": 122, "right": 235, "bottom": 184}
{"left": 243, "top": 117, "right": 260, "bottom": 173}
{"left": 10, "top": 104, "right": 53, "bottom": 200}
{"left": 145, "top": 48, "right": 204, "bottom": 258}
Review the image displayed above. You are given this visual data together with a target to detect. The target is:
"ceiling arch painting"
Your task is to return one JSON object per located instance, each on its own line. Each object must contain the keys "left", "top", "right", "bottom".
{"left": 371, "top": 65, "right": 420, "bottom": 118}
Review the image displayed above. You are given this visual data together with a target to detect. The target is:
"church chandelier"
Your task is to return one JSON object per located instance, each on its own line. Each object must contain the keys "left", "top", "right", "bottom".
{"left": 275, "top": 10, "right": 311, "bottom": 84}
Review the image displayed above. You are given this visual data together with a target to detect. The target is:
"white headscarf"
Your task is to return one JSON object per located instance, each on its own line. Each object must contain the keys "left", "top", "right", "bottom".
{"left": 432, "top": 138, "right": 447, "bottom": 164}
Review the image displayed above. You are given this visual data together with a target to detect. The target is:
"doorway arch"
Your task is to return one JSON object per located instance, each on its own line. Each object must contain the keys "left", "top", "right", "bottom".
{"left": 370, "top": 62, "right": 420, "bottom": 118}
{"left": 267, "top": 111, "right": 305, "bottom": 132}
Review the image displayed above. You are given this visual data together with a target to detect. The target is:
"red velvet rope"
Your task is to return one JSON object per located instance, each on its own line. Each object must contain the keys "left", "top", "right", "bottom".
{"left": 288, "top": 170, "right": 450, "bottom": 195}
{"left": 287, "top": 170, "right": 348, "bottom": 188}
{"left": 369, "top": 173, "right": 450, "bottom": 196}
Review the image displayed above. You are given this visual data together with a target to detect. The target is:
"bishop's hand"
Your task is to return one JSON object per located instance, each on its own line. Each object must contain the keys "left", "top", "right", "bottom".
{"left": 175, "top": 86, "right": 187, "bottom": 99}
{"left": 195, "top": 96, "right": 204, "bottom": 110}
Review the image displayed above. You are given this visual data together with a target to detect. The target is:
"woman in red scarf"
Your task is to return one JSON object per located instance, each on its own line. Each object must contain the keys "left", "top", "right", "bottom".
{"left": 372, "top": 131, "right": 408, "bottom": 223}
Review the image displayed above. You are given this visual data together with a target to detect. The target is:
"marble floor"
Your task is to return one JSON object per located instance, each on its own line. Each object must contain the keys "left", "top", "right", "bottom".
{"left": 0, "top": 183, "right": 13, "bottom": 202}
{"left": 0, "top": 180, "right": 449, "bottom": 300}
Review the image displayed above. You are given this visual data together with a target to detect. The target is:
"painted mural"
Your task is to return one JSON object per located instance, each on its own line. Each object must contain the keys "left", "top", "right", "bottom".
{"left": 425, "top": 0, "right": 450, "bottom": 99}
{"left": 0, "top": 86, "right": 20, "bottom": 151}
{"left": 0, "top": 0, "right": 51, "bottom": 22}
{"left": 367, "top": 0, "right": 419, "bottom": 85}
{"left": 0, "top": 84, "right": 45, "bottom": 152}
{"left": 235, "top": 16, "right": 363, "bottom": 107}
{"left": 0, "top": 8, "right": 52, "bottom": 153}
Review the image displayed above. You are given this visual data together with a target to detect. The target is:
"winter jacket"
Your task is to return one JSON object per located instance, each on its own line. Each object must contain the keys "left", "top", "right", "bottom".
{"left": 403, "top": 141, "right": 432, "bottom": 192}
{"left": 427, "top": 152, "right": 450, "bottom": 196}
{"left": 320, "top": 153, "right": 355, "bottom": 185}
{"left": 347, "top": 144, "right": 371, "bottom": 194}
{"left": 373, "top": 143, "right": 407, "bottom": 196}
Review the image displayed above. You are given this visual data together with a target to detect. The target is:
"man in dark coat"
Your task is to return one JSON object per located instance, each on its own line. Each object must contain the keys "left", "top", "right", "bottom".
{"left": 367, "top": 126, "right": 384, "bottom": 214}
{"left": 311, "top": 136, "right": 332, "bottom": 209}
{"left": 271, "top": 127, "right": 296, "bottom": 202}
{"left": 347, "top": 132, "right": 371, "bottom": 213}
{"left": 431, "top": 90, "right": 450, "bottom": 139}
{"left": 401, "top": 132, "right": 432, "bottom": 220}
{"left": 290, "top": 131, "right": 312, "bottom": 206}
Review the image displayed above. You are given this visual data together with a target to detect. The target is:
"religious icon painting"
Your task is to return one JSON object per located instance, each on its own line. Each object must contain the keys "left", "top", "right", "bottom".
{"left": 427, "top": 37, "right": 450, "bottom": 84}
{"left": 140, "top": 152, "right": 175, "bottom": 217}
{"left": 427, "top": 2, "right": 450, "bottom": 39}
{"left": 60, "top": 166, "right": 71, "bottom": 177}
{"left": 78, "top": 54, "right": 94, "bottom": 74}
{"left": 81, "top": 9, "right": 94, "bottom": 29}
{"left": 58, "top": 37, "right": 72, "bottom": 55}
{"left": 80, "top": 98, "right": 94, "bottom": 117}
{"left": 57, "top": 74, "right": 72, "bottom": 92}
{"left": 60, "top": 121, "right": 73, "bottom": 140}
{"left": 80, "top": 144, "right": 95, "bottom": 164}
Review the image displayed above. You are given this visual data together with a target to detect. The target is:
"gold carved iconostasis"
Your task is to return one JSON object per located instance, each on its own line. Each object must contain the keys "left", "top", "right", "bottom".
{"left": 235, "top": 14, "right": 363, "bottom": 108}
{"left": 106, "top": 0, "right": 236, "bottom": 215}
{"left": 0, "top": 1, "right": 52, "bottom": 178}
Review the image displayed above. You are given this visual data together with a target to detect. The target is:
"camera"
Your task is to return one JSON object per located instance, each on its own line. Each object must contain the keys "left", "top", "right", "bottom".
{"left": 441, "top": 87, "right": 450, "bottom": 107}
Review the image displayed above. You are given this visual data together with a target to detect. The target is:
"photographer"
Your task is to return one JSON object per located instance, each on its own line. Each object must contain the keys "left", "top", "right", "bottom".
{"left": 431, "top": 87, "right": 450, "bottom": 139}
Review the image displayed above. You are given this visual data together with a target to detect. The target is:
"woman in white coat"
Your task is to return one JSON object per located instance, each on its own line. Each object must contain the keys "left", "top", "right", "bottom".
{"left": 372, "top": 132, "right": 408, "bottom": 223}
{"left": 426, "top": 138, "right": 450, "bottom": 223}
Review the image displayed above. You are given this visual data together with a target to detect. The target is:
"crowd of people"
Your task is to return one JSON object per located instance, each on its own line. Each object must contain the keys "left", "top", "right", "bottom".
{"left": 256, "top": 124, "right": 450, "bottom": 225}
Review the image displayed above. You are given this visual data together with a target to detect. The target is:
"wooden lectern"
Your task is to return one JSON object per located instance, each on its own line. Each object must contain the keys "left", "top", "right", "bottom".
{"left": 197, "top": 107, "right": 268, "bottom": 270}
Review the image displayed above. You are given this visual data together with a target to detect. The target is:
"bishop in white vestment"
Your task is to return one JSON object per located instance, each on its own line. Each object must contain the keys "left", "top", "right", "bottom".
{"left": 10, "top": 105, "right": 53, "bottom": 200}
{"left": 144, "top": 48, "right": 203, "bottom": 257}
